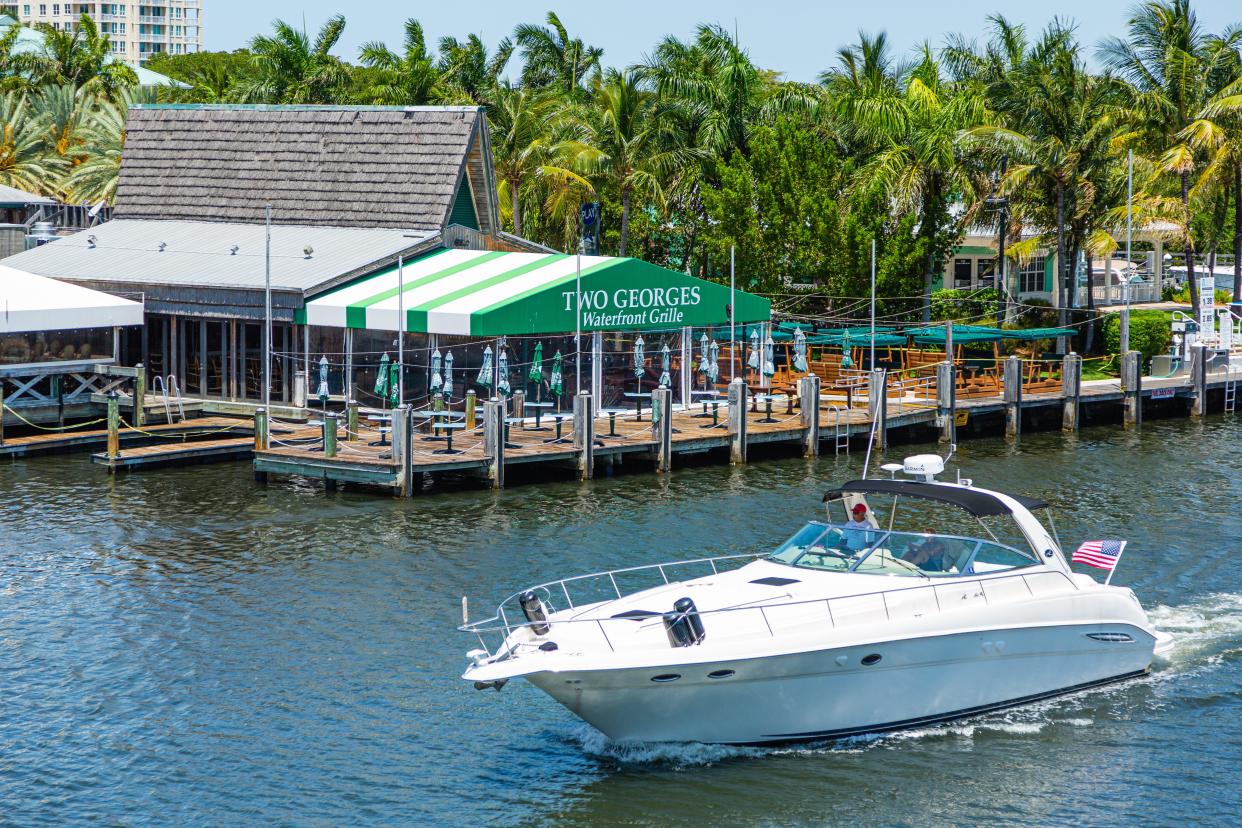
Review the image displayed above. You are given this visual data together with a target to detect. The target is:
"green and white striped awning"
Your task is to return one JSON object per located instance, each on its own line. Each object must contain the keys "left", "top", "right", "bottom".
{"left": 300, "top": 249, "right": 770, "bottom": 336}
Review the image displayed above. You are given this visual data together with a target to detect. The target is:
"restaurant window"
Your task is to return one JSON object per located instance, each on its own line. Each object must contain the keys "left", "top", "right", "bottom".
{"left": 977, "top": 258, "right": 996, "bottom": 288}
{"left": 953, "top": 258, "right": 973, "bottom": 289}
{"left": 1019, "top": 256, "right": 1047, "bottom": 293}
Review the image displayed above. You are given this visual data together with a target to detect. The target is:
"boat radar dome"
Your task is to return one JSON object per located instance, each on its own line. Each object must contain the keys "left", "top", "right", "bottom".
{"left": 902, "top": 454, "right": 945, "bottom": 482}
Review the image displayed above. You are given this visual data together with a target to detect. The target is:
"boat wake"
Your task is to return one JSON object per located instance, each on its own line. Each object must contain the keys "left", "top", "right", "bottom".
{"left": 563, "top": 593, "right": 1242, "bottom": 767}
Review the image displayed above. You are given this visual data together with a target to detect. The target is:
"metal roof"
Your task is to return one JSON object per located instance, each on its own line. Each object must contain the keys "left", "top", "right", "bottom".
{"left": 0, "top": 183, "right": 57, "bottom": 206}
{"left": 1, "top": 219, "right": 436, "bottom": 295}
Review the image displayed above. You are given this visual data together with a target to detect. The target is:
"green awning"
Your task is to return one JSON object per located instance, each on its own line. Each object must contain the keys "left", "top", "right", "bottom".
{"left": 300, "top": 249, "right": 770, "bottom": 335}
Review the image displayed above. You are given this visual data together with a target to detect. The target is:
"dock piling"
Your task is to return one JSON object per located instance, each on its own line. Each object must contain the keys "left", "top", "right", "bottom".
{"left": 1003, "top": 356, "right": 1022, "bottom": 438}
{"left": 936, "top": 362, "right": 955, "bottom": 443}
{"left": 572, "top": 391, "right": 593, "bottom": 480}
{"left": 484, "top": 398, "right": 504, "bottom": 488}
{"left": 465, "top": 390, "right": 477, "bottom": 430}
{"left": 323, "top": 413, "right": 338, "bottom": 458}
{"left": 106, "top": 391, "right": 120, "bottom": 466}
{"left": 512, "top": 390, "right": 525, "bottom": 421}
{"left": 133, "top": 363, "right": 146, "bottom": 428}
{"left": 653, "top": 386, "right": 673, "bottom": 472}
{"left": 1190, "top": 343, "right": 1208, "bottom": 417}
{"left": 868, "top": 369, "right": 888, "bottom": 449}
{"left": 800, "top": 375, "right": 821, "bottom": 457}
{"left": 1062, "top": 353, "right": 1081, "bottom": 431}
{"left": 254, "top": 407, "right": 269, "bottom": 451}
{"left": 1121, "top": 351, "right": 1142, "bottom": 426}
{"left": 728, "top": 377, "right": 748, "bottom": 464}
{"left": 347, "top": 400, "right": 359, "bottom": 440}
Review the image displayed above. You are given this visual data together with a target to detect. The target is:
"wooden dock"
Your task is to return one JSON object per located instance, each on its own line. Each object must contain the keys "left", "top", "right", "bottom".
{"left": 0, "top": 417, "right": 251, "bottom": 459}
{"left": 252, "top": 356, "right": 1239, "bottom": 496}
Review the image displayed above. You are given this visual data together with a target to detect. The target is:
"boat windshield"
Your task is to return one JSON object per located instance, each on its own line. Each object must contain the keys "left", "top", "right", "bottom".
{"left": 768, "top": 522, "right": 1037, "bottom": 577}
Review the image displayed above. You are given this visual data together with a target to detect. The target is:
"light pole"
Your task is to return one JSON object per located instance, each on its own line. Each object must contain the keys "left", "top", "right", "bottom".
{"left": 985, "top": 156, "right": 1009, "bottom": 327}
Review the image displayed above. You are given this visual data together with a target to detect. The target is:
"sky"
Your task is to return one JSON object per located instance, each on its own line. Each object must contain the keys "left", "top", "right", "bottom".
{"left": 204, "top": 0, "right": 1241, "bottom": 83}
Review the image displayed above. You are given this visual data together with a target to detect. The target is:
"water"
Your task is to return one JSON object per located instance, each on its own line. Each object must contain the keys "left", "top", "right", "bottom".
{"left": 2, "top": 418, "right": 1241, "bottom": 826}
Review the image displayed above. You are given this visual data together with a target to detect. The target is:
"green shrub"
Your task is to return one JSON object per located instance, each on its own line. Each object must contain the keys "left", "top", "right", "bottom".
{"left": 1103, "top": 310, "right": 1172, "bottom": 363}
{"left": 930, "top": 288, "right": 998, "bottom": 324}
{"left": 1165, "top": 285, "right": 1231, "bottom": 305}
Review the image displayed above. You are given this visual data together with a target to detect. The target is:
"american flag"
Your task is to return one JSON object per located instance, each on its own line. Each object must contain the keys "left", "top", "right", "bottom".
{"left": 1072, "top": 540, "right": 1127, "bottom": 570}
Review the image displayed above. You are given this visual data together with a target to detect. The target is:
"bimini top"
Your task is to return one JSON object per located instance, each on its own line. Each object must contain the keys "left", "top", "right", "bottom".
{"left": 822, "top": 478, "right": 1049, "bottom": 517}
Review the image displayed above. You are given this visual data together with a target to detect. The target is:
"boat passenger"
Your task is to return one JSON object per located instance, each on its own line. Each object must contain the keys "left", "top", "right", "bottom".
{"left": 903, "top": 537, "right": 950, "bottom": 572}
{"left": 841, "top": 504, "right": 876, "bottom": 551}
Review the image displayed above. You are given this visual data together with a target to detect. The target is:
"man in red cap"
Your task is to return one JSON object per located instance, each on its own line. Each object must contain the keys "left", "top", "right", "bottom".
{"left": 842, "top": 502, "right": 875, "bottom": 551}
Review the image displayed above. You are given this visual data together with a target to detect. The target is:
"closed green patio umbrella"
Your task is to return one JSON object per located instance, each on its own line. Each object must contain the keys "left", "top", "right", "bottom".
{"left": 528, "top": 341, "right": 543, "bottom": 401}
{"left": 633, "top": 335, "right": 646, "bottom": 394}
{"left": 762, "top": 334, "right": 776, "bottom": 379}
{"left": 659, "top": 343, "right": 671, "bottom": 388}
{"left": 697, "top": 333, "right": 710, "bottom": 377}
{"left": 443, "top": 350, "right": 454, "bottom": 400}
{"left": 497, "top": 346, "right": 511, "bottom": 396}
{"left": 550, "top": 350, "right": 563, "bottom": 405}
{"left": 430, "top": 348, "right": 443, "bottom": 394}
{"left": 374, "top": 352, "right": 391, "bottom": 407}
{"left": 747, "top": 328, "right": 760, "bottom": 371}
{"left": 707, "top": 340, "right": 720, "bottom": 383}
{"left": 793, "top": 328, "right": 808, "bottom": 373}
{"left": 388, "top": 360, "right": 400, "bottom": 407}
{"left": 476, "top": 345, "right": 494, "bottom": 390}
{"left": 316, "top": 355, "right": 330, "bottom": 410}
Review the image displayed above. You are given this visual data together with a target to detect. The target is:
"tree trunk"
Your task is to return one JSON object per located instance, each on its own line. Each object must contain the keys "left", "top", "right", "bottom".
{"left": 510, "top": 178, "right": 522, "bottom": 238}
{"left": 1078, "top": 236, "right": 1096, "bottom": 354}
{"left": 1234, "top": 162, "right": 1241, "bottom": 305}
{"left": 1182, "top": 170, "right": 1200, "bottom": 320}
{"left": 1055, "top": 181, "right": 1068, "bottom": 352}
{"left": 920, "top": 175, "right": 943, "bottom": 325}
{"left": 619, "top": 188, "right": 631, "bottom": 257}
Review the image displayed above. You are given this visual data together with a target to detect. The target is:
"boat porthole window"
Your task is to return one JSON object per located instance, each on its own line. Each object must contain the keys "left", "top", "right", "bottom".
{"left": 651, "top": 674, "right": 682, "bottom": 683}
{"left": 707, "top": 669, "right": 735, "bottom": 679}
{"left": 861, "top": 654, "right": 882, "bottom": 666}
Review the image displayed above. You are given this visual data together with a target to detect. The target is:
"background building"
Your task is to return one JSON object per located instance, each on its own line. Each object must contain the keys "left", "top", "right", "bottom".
{"left": 2, "top": 1, "right": 201, "bottom": 64}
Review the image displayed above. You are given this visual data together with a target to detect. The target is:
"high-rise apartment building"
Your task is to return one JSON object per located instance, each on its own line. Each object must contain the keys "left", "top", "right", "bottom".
{"left": 4, "top": 2, "right": 202, "bottom": 65}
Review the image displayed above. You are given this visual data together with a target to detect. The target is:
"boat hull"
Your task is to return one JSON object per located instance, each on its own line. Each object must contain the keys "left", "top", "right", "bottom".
{"left": 527, "top": 623, "right": 1156, "bottom": 744}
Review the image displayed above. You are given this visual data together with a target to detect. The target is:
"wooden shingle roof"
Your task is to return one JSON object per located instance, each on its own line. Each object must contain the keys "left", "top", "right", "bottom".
{"left": 115, "top": 105, "right": 491, "bottom": 232}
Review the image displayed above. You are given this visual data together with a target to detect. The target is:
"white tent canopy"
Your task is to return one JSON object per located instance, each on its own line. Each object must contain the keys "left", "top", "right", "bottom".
{"left": 0, "top": 264, "right": 143, "bottom": 333}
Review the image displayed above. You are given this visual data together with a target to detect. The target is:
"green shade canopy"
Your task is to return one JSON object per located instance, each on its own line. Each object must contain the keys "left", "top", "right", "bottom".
{"left": 302, "top": 249, "right": 771, "bottom": 336}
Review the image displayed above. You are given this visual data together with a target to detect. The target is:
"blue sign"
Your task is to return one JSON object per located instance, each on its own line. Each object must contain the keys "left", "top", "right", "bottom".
{"left": 580, "top": 202, "right": 600, "bottom": 227}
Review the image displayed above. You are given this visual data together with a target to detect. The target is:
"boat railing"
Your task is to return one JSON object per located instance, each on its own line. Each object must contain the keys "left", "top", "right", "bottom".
{"left": 461, "top": 563, "right": 1079, "bottom": 659}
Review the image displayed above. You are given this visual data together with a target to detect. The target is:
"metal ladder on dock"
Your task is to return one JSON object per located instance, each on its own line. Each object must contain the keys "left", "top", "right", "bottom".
{"left": 1226, "top": 375, "right": 1237, "bottom": 414}
{"left": 150, "top": 374, "right": 186, "bottom": 424}
{"left": 826, "top": 404, "right": 849, "bottom": 454}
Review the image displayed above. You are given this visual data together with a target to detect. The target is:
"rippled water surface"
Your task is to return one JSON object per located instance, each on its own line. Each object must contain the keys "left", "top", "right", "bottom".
{"left": 2, "top": 418, "right": 1241, "bottom": 826}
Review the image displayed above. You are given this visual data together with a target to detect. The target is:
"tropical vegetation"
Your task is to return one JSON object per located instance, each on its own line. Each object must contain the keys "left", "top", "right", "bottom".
{"left": 2, "top": 4, "right": 1242, "bottom": 333}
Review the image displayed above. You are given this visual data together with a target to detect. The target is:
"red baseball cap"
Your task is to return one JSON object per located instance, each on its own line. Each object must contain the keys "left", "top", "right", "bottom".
{"left": 851, "top": 503, "right": 867, "bottom": 514}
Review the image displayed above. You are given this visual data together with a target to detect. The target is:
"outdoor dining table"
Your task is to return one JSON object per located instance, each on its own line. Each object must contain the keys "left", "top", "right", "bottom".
{"left": 697, "top": 400, "right": 725, "bottom": 429}
{"left": 522, "top": 400, "right": 554, "bottom": 431}
{"left": 598, "top": 408, "right": 628, "bottom": 439}
{"left": 413, "top": 409, "right": 463, "bottom": 441}
{"left": 752, "top": 394, "right": 780, "bottom": 424}
{"left": 365, "top": 413, "right": 393, "bottom": 446}
{"left": 432, "top": 422, "right": 466, "bottom": 455}
{"left": 690, "top": 389, "right": 722, "bottom": 418}
{"left": 502, "top": 417, "right": 523, "bottom": 449}
{"left": 623, "top": 392, "right": 652, "bottom": 421}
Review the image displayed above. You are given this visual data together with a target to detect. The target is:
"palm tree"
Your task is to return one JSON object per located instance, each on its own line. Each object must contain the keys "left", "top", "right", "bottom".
{"left": 438, "top": 33, "right": 514, "bottom": 105}
{"left": 1185, "top": 72, "right": 1242, "bottom": 301}
{"left": 235, "top": 15, "right": 350, "bottom": 104}
{"left": 60, "top": 91, "right": 129, "bottom": 204}
{"left": 28, "top": 15, "right": 136, "bottom": 99}
{"left": 0, "top": 91, "right": 64, "bottom": 194}
{"left": 513, "top": 12, "right": 602, "bottom": 97}
{"left": 36, "top": 83, "right": 91, "bottom": 161}
{"left": 1101, "top": 0, "right": 1238, "bottom": 320}
{"left": 0, "top": 20, "right": 37, "bottom": 93}
{"left": 358, "top": 18, "right": 441, "bottom": 105}
{"left": 833, "top": 42, "right": 989, "bottom": 322}
{"left": 561, "top": 70, "right": 703, "bottom": 256}
{"left": 636, "top": 24, "right": 768, "bottom": 164}
{"left": 487, "top": 84, "right": 587, "bottom": 240}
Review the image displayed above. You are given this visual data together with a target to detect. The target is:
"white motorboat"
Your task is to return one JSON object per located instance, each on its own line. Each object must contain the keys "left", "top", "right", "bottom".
{"left": 460, "top": 454, "right": 1174, "bottom": 745}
